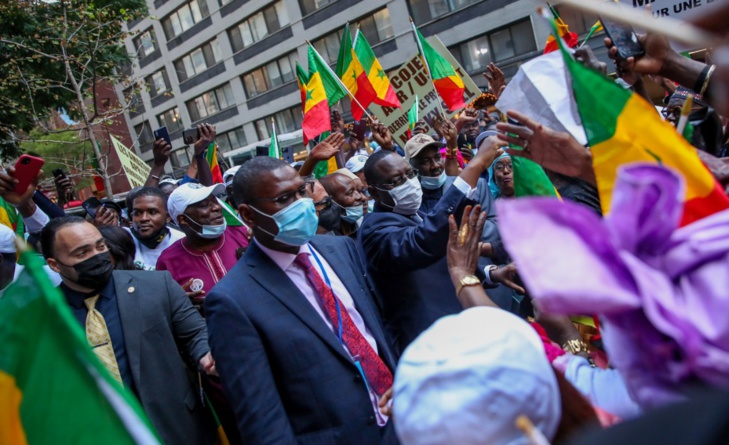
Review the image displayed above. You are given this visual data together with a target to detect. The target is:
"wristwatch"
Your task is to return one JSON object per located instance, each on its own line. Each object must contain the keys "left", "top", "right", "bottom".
{"left": 455, "top": 274, "right": 481, "bottom": 296}
{"left": 562, "top": 339, "right": 590, "bottom": 355}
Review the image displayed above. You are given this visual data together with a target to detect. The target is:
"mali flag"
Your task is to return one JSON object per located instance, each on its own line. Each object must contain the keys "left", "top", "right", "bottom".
{"left": 0, "top": 244, "right": 160, "bottom": 444}
{"left": 411, "top": 22, "right": 465, "bottom": 112}
{"left": 206, "top": 142, "right": 223, "bottom": 184}
{"left": 336, "top": 23, "right": 377, "bottom": 121}
{"left": 353, "top": 29, "right": 400, "bottom": 110}
{"left": 551, "top": 16, "right": 729, "bottom": 226}
{"left": 544, "top": 4, "right": 579, "bottom": 54}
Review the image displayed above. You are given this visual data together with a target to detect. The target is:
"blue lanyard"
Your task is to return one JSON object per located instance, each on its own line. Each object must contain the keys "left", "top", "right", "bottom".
{"left": 309, "top": 248, "right": 344, "bottom": 344}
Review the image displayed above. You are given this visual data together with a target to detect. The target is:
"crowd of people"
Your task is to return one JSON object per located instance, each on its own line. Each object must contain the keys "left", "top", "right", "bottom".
{"left": 3, "top": 8, "right": 729, "bottom": 445}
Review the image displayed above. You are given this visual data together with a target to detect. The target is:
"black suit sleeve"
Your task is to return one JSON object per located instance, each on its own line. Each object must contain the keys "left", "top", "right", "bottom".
{"left": 163, "top": 270, "right": 209, "bottom": 364}
{"left": 205, "top": 288, "right": 297, "bottom": 444}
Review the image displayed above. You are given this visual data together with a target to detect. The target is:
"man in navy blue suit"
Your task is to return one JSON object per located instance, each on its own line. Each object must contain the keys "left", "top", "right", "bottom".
{"left": 358, "top": 136, "right": 505, "bottom": 354}
{"left": 205, "top": 157, "right": 399, "bottom": 445}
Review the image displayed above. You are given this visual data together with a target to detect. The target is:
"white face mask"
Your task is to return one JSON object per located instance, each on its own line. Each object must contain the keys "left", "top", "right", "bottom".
{"left": 387, "top": 176, "right": 423, "bottom": 215}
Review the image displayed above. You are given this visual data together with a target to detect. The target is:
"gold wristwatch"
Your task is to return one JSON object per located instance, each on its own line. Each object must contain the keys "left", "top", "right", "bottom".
{"left": 456, "top": 275, "right": 481, "bottom": 296}
{"left": 562, "top": 339, "right": 590, "bottom": 355}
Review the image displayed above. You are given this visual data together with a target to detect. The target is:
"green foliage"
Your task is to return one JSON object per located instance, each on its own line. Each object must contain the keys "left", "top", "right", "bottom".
{"left": 20, "top": 128, "right": 95, "bottom": 188}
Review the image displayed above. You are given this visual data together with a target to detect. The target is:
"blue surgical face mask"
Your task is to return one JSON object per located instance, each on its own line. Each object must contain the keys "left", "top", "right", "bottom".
{"left": 334, "top": 201, "right": 364, "bottom": 223}
{"left": 183, "top": 215, "right": 227, "bottom": 239}
{"left": 419, "top": 171, "right": 447, "bottom": 190}
{"left": 250, "top": 198, "right": 318, "bottom": 246}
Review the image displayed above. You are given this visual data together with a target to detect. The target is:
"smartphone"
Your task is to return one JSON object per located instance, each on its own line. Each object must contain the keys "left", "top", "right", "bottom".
{"left": 600, "top": 17, "right": 644, "bottom": 60}
{"left": 153, "top": 126, "right": 172, "bottom": 146}
{"left": 182, "top": 128, "right": 199, "bottom": 145}
{"left": 82, "top": 197, "right": 103, "bottom": 218}
{"left": 12, "top": 154, "right": 45, "bottom": 194}
{"left": 52, "top": 168, "right": 66, "bottom": 179}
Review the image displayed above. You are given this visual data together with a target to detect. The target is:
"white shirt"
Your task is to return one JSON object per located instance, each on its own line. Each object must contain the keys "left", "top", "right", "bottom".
{"left": 256, "top": 240, "right": 388, "bottom": 425}
{"left": 0, "top": 263, "right": 62, "bottom": 298}
{"left": 125, "top": 227, "right": 185, "bottom": 271}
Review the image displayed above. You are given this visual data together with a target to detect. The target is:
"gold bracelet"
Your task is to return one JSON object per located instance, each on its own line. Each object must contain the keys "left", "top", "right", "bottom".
{"left": 699, "top": 64, "right": 716, "bottom": 97}
{"left": 562, "top": 339, "right": 590, "bottom": 355}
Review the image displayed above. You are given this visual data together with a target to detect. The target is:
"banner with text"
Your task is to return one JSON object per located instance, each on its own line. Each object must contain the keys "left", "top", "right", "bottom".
{"left": 369, "top": 36, "right": 481, "bottom": 147}
{"left": 619, "top": 0, "right": 722, "bottom": 20}
{"left": 110, "top": 135, "right": 151, "bottom": 189}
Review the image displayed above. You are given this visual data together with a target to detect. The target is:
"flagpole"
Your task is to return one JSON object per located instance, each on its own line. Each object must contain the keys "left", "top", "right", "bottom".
{"left": 409, "top": 17, "right": 446, "bottom": 117}
{"left": 306, "top": 40, "right": 376, "bottom": 121}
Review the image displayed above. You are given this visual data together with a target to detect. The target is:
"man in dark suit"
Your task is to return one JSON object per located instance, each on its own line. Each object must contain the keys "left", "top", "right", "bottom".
{"left": 358, "top": 138, "right": 504, "bottom": 354}
{"left": 40, "top": 216, "right": 215, "bottom": 445}
{"left": 205, "top": 157, "right": 398, "bottom": 445}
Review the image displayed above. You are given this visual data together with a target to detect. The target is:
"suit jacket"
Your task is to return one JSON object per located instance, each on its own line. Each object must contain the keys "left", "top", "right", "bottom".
{"left": 358, "top": 183, "right": 472, "bottom": 354}
{"left": 113, "top": 270, "right": 214, "bottom": 445}
{"left": 205, "top": 235, "right": 399, "bottom": 445}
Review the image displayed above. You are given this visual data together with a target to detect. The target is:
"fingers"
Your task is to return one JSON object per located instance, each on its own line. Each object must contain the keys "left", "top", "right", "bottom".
{"left": 504, "top": 110, "right": 539, "bottom": 131}
{"left": 502, "top": 278, "right": 526, "bottom": 295}
{"left": 183, "top": 278, "right": 194, "bottom": 291}
{"left": 448, "top": 214, "right": 458, "bottom": 246}
{"left": 505, "top": 147, "right": 533, "bottom": 161}
{"left": 467, "top": 204, "right": 481, "bottom": 227}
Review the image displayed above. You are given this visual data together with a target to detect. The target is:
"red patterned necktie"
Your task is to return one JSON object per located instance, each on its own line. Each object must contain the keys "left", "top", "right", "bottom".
{"left": 294, "top": 253, "right": 393, "bottom": 395}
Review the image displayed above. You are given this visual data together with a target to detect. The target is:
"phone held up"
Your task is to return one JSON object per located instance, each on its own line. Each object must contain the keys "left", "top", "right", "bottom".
{"left": 600, "top": 17, "right": 645, "bottom": 61}
{"left": 153, "top": 126, "right": 172, "bottom": 147}
{"left": 11, "top": 154, "right": 45, "bottom": 194}
{"left": 82, "top": 197, "right": 103, "bottom": 219}
{"left": 182, "top": 128, "right": 200, "bottom": 145}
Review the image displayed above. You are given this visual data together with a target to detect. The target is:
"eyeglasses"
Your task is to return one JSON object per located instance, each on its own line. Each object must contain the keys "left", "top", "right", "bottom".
{"left": 313, "top": 196, "right": 332, "bottom": 209}
{"left": 249, "top": 184, "right": 310, "bottom": 206}
{"left": 661, "top": 107, "right": 681, "bottom": 120}
{"left": 493, "top": 162, "right": 512, "bottom": 172}
{"left": 378, "top": 168, "right": 418, "bottom": 190}
{"left": 414, "top": 153, "right": 443, "bottom": 167}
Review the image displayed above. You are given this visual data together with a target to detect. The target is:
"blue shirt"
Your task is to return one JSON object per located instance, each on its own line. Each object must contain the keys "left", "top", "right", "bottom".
{"left": 61, "top": 276, "right": 136, "bottom": 393}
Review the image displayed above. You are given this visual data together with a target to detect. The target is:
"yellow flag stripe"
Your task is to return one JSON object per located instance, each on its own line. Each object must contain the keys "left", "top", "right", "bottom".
{"left": 0, "top": 371, "right": 28, "bottom": 445}
{"left": 304, "top": 72, "right": 327, "bottom": 113}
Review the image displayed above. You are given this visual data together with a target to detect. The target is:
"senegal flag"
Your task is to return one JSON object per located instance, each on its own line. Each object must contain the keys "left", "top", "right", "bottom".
{"left": 336, "top": 23, "right": 375, "bottom": 121}
{"left": 206, "top": 142, "right": 223, "bottom": 184}
{"left": 411, "top": 21, "right": 465, "bottom": 112}
{"left": 544, "top": 4, "right": 578, "bottom": 54}
{"left": 0, "top": 244, "right": 160, "bottom": 444}
{"left": 296, "top": 62, "right": 309, "bottom": 106}
{"left": 301, "top": 48, "right": 334, "bottom": 144}
{"left": 551, "top": 15, "right": 729, "bottom": 226}
{"left": 308, "top": 44, "right": 347, "bottom": 106}
{"left": 353, "top": 29, "right": 400, "bottom": 109}
{"left": 406, "top": 96, "right": 418, "bottom": 139}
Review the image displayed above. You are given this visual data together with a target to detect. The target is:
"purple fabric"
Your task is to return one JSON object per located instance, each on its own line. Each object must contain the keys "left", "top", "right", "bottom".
{"left": 497, "top": 164, "right": 729, "bottom": 408}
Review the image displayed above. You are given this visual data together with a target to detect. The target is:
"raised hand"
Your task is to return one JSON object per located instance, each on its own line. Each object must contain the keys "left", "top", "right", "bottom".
{"left": 371, "top": 120, "right": 394, "bottom": 150}
{"left": 433, "top": 115, "right": 458, "bottom": 148}
{"left": 152, "top": 137, "right": 172, "bottom": 167}
{"left": 483, "top": 63, "right": 506, "bottom": 97}
{"left": 455, "top": 108, "right": 479, "bottom": 133}
{"left": 0, "top": 166, "right": 42, "bottom": 206}
{"left": 310, "top": 132, "right": 345, "bottom": 161}
{"left": 194, "top": 123, "right": 216, "bottom": 156}
{"left": 92, "top": 206, "right": 119, "bottom": 228}
{"left": 489, "top": 262, "right": 525, "bottom": 294}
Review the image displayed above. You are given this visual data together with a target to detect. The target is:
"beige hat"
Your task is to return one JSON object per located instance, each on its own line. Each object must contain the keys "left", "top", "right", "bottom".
{"left": 404, "top": 134, "right": 442, "bottom": 161}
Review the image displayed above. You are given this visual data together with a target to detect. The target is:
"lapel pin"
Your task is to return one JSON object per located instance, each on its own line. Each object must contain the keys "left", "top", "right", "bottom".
{"left": 128, "top": 286, "right": 135, "bottom": 293}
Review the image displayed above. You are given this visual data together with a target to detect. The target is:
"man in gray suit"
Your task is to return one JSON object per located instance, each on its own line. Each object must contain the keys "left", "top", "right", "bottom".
{"left": 40, "top": 216, "right": 215, "bottom": 444}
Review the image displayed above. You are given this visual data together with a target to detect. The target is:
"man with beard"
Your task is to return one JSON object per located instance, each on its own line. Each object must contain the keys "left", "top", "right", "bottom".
{"left": 41, "top": 216, "right": 215, "bottom": 444}
{"left": 127, "top": 187, "right": 185, "bottom": 270}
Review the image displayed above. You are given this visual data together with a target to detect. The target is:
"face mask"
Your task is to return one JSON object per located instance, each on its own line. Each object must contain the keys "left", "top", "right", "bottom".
{"left": 334, "top": 201, "right": 364, "bottom": 223}
{"left": 317, "top": 202, "right": 341, "bottom": 232}
{"left": 58, "top": 251, "right": 114, "bottom": 291}
{"left": 183, "top": 215, "right": 227, "bottom": 239}
{"left": 419, "top": 171, "right": 447, "bottom": 190}
{"left": 131, "top": 226, "right": 169, "bottom": 249}
{"left": 251, "top": 198, "right": 318, "bottom": 246}
{"left": 383, "top": 176, "right": 423, "bottom": 215}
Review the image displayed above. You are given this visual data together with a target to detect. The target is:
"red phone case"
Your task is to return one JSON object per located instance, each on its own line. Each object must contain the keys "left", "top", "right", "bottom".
{"left": 13, "top": 155, "right": 45, "bottom": 194}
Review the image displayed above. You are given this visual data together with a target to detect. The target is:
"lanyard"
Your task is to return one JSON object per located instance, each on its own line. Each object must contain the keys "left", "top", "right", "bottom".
{"left": 309, "top": 248, "right": 344, "bottom": 344}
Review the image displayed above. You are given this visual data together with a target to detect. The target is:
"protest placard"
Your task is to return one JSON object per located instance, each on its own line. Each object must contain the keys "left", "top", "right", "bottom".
{"left": 369, "top": 36, "right": 481, "bottom": 147}
{"left": 110, "top": 135, "right": 151, "bottom": 188}
{"left": 619, "top": 0, "right": 722, "bottom": 20}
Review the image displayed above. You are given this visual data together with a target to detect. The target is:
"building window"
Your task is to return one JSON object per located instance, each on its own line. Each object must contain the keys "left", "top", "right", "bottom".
{"left": 449, "top": 19, "right": 537, "bottom": 73}
{"left": 123, "top": 88, "right": 143, "bottom": 112}
{"left": 162, "top": 0, "right": 210, "bottom": 40}
{"left": 134, "top": 122, "right": 154, "bottom": 152}
{"left": 157, "top": 107, "right": 183, "bottom": 132}
{"left": 228, "top": 1, "right": 290, "bottom": 53}
{"left": 170, "top": 148, "right": 192, "bottom": 168}
{"left": 174, "top": 39, "right": 223, "bottom": 82}
{"left": 253, "top": 106, "right": 303, "bottom": 140}
{"left": 146, "top": 70, "right": 170, "bottom": 98}
{"left": 554, "top": 4, "right": 601, "bottom": 36}
{"left": 186, "top": 83, "right": 235, "bottom": 122}
{"left": 242, "top": 52, "right": 298, "bottom": 98}
{"left": 133, "top": 29, "right": 158, "bottom": 58}
{"left": 311, "top": 8, "right": 394, "bottom": 65}
{"left": 299, "top": 0, "right": 336, "bottom": 16}
{"left": 408, "top": 0, "right": 480, "bottom": 24}
{"left": 216, "top": 127, "right": 248, "bottom": 152}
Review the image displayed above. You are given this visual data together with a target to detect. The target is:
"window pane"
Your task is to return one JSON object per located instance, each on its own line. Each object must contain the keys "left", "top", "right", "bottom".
{"left": 239, "top": 21, "right": 254, "bottom": 47}
{"left": 182, "top": 55, "right": 195, "bottom": 78}
{"left": 190, "top": 0, "right": 203, "bottom": 22}
{"left": 191, "top": 48, "right": 206, "bottom": 75}
{"left": 511, "top": 20, "right": 536, "bottom": 55}
{"left": 373, "top": 8, "right": 394, "bottom": 41}
{"left": 151, "top": 71, "right": 167, "bottom": 94}
{"left": 250, "top": 12, "right": 268, "bottom": 42}
{"left": 277, "top": 109, "right": 295, "bottom": 133}
{"left": 489, "top": 28, "right": 515, "bottom": 61}
{"left": 177, "top": 5, "right": 195, "bottom": 32}
{"left": 409, "top": 0, "right": 434, "bottom": 23}
{"left": 267, "top": 60, "right": 282, "bottom": 88}
{"left": 462, "top": 35, "right": 492, "bottom": 72}
{"left": 255, "top": 119, "right": 269, "bottom": 140}
{"left": 169, "top": 14, "right": 183, "bottom": 37}
{"left": 243, "top": 73, "right": 257, "bottom": 96}
{"left": 453, "top": 0, "right": 479, "bottom": 9}
{"left": 210, "top": 39, "right": 222, "bottom": 63}
{"left": 359, "top": 16, "right": 377, "bottom": 45}
{"left": 279, "top": 56, "right": 294, "bottom": 83}
{"left": 428, "top": 0, "right": 451, "bottom": 20}
{"left": 216, "top": 84, "right": 234, "bottom": 109}
{"left": 217, "top": 134, "right": 232, "bottom": 152}
{"left": 275, "top": 1, "right": 289, "bottom": 27}
{"left": 205, "top": 92, "right": 219, "bottom": 115}
{"left": 264, "top": 5, "right": 280, "bottom": 33}
{"left": 138, "top": 31, "right": 155, "bottom": 57}
{"left": 251, "top": 69, "right": 268, "bottom": 96}
{"left": 235, "top": 128, "right": 247, "bottom": 146}
{"left": 300, "top": 0, "right": 316, "bottom": 15}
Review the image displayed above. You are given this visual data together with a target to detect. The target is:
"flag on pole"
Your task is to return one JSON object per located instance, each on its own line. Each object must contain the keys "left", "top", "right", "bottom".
{"left": 296, "top": 62, "right": 309, "bottom": 106}
{"left": 411, "top": 22, "right": 466, "bottom": 112}
{"left": 549, "top": 14, "right": 729, "bottom": 226}
{"left": 205, "top": 142, "right": 224, "bottom": 184}
{"left": 301, "top": 48, "right": 334, "bottom": 145}
{"left": 544, "top": 4, "right": 579, "bottom": 54}
{"left": 336, "top": 23, "right": 376, "bottom": 121}
{"left": 0, "top": 244, "right": 160, "bottom": 445}
{"left": 268, "top": 119, "right": 280, "bottom": 159}
{"left": 580, "top": 20, "right": 604, "bottom": 45}
{"left": 308, "top": 45, "right": 348, "bottom": 106}
{"left": 406, "top": 96, "right": 419, "bottom": 139}
{"left": 352, "top": 29, "right": 400, "bottom": 109}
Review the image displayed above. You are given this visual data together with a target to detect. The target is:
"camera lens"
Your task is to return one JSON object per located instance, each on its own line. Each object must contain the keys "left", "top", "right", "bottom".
{"left": 22, "top": 158, "right": 30, "bottom": 164}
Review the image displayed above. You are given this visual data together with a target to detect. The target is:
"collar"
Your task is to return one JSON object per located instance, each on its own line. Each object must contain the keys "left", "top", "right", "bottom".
{"left": 132, "top": 226, "right": 170, "bottom": 250}
{"left": 62, "top": 274, "right": 116, "bottom": 309}
{"left": 182, "top": 230, "right": 226, "bottom": 255}
{"left": 255, "top": 239, "right": 313, "bottom": 272}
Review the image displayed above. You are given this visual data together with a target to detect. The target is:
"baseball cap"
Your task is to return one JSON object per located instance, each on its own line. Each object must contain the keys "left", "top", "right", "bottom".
{"left": 159, "top": 177, "right": 179, "bottom": 186}
{"left": 223, "top": 166, "right": 240, "bottom": 187}
{"left": 345, "top": 155, "right": 369, "bottom": 173}
{"left": 394, "top": 307, "right": 561, "bottom": 445}
{"left": 167, "top": 182, "right": 225, "bottom": 223}
{"left": 403, "top": 134, "right": 442, "bottom": 161}
{"left": 0, "top": 224, "right": 16, "bottom": 254}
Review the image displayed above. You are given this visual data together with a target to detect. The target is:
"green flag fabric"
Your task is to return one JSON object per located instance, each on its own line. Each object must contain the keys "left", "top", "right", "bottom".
{"left": 308, "top": 46, "right": 347, "bottom": 105}
{"left": 0, "top": 247, "right": 160, "bottom": 444}
{"left": 268, "top": 122, "right": 280, "bottom": 159}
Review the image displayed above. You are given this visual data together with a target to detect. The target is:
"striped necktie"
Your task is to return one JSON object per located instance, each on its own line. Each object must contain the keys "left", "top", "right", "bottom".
{"left": 85, "top": 295, "right": 123, "bottom": 384}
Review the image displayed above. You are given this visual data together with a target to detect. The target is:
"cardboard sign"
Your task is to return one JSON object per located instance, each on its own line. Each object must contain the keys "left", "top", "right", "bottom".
{"left": 369, "top": 36, "right": 482, "bottom": 147}
{"left": 110, "top": 135, "right": 151, "bottom": 188}
{"left": 619, "top": 0, "right": 723, "bottom": 20}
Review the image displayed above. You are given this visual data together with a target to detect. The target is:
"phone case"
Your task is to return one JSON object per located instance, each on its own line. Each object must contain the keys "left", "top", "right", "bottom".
{"left": 13, "top": 155, "right": 45, "bottom": 195}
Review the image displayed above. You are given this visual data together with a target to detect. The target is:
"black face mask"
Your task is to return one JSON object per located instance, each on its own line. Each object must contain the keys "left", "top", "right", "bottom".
{"left": 131, "top": 226, "right": 169, "bottom": 249}
{"left": 58, "top": 252, "right": 114, "bottom": 291}
{"left": 317, "top": 204, "right": 341, "bottom": 232}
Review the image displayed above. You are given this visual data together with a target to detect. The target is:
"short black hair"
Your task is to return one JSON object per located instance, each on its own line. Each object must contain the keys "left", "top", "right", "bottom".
{"left": 364, "top": 150, "right": 399, "bottom": 187}
{"left": 40, "top": 215, "right": 87, "bottom": 259}
{"left": 98, "top": 225, "right": 137, "bottom": 270}
{"left": 125, "top": 186, "right": 142, "bottom": 215}
{"left": 130, "top": 186, "right": 168, "bottom": 212}
{"left": 318, "top": 173, "right": 345, "bottom": 196}
{"left": 233, "top": 156, "right": 290, "bottom": 203}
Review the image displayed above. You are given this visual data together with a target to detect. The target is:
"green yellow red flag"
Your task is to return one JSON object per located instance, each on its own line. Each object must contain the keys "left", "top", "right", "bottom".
{"left": 205, "top": 142, "right": 223, "bottom": 184}
{"left": 353, "top": 29, "right": 400, "bottom": 109}
{"left": 336, "top": 23, "right": 375, "bottom": 121}
{"left": 301, "top": 47, "right": 334, "bottom": 145}
{"left": 544, "top": 4, "right": 578, "bottom": 54}
{"left": 406, "top": 96, "right": 418, "bottom": 139}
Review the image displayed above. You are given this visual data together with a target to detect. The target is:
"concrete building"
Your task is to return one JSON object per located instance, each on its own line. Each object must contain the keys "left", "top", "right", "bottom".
{"left": 118, "top": 0, "right": 606, "bottom": 176}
